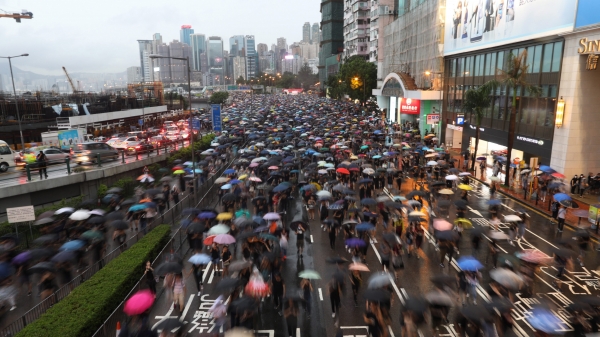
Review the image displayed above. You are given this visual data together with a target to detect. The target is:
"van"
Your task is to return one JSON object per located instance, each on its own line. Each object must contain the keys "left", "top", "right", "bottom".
{"left": 0, "top": 140, "right": 16, "bottom": 172}
{"left": 73, "top": 142, "right": 119, "bottom": 165}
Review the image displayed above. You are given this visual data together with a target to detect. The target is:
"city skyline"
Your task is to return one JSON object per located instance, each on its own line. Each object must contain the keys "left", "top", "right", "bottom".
{"left": 0, "top": 0, "right": 321, "bottom": 76}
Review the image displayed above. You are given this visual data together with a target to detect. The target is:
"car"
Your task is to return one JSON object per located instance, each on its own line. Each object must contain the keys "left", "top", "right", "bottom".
{"left": 165, "top": 132, "right": 182, "bottom": 142}
{"left": 73, "top": 142, "right": 119, "bottom": 165}
{"left": 106, "top": 137, "right": 124, "bottom": 147}
{"left": 125, "top": 141, "right": 155, "bottom": 155}
{"left": 111, "top": 137, "right": 139, "bottom": 150}
{"left": 15, "top": 146, "right": 70, "bottom": 166}
{"left": 149, "top": 135, "right": 170, "bottom": 148}
{"left": 94, "top": 136, "right": 108, "bottom": 142}
{"left": 0, "top": 140, "right": 17, "bottom": 172}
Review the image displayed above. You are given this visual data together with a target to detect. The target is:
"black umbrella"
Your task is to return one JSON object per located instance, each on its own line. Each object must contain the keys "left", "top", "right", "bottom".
{"left": 155, "top": 262, "right": 183, "bottom": 275}
{"left": 29, "top": 261, "right": 55, "bottom": 274}
{"left": 290, "top": 220, "right": 308, "bottom": 232}
{"left": 550, "top": 246, "right": 577, "bottom": 258}
{"left": 228, "top": 260, "right": 252, "bottom": 272}
{"left": 106, "top": 212, "right": 124, "bottom": 221}
{"left": 121, "top": 199, "right": 137, "bottom": 206}
{"left": 435, "top": 230, "right": 459, "bottom": 241}
{"left": 153, "top": 318, "right": 183, "bottom": 332}
{"left": 231, "top": 296, "right": 257, "bottom": 312}
{"left": 382, "top": 233, "right": 399, "bottom": 245}
{"left": 326, "top": 257, "right": 349, "bottom": 264}
{"left": 109, "top": 220, "right": 129, "bottom": 230}
{"left": 403, "top": 297, "right": 428, "bottom": 313}
{"left": 461, "top": 305, "right": 492, "bottom": 321}
{"left": 454, "top": 200, "right": 467, "bottom": 209}
{"left": 51, "top": 250, "right": 76, "bottom": 263}
{"left": 86, "top": 216, "right": 106, "bottom": 224}
{"left": 78, "top": 199, "right": 96, "bottom": 209}
{"left": 484, "top": 297, "right": 514, "bottom": 313}
{"left": 222, "top": 193, "right": 237, "bottom": 202}
{"left": 407, "top": 190, "right": 426, "bottom": 199}
{"left": 28, "top": 248, "right": 55, "bottom": 260}
{"left": 430, "top": 275, "right": 457, "bottom": 289}
{"left": 364, "top": 289, "right": 391, "bottom": 303}
{"left": 574, "top": 295, "right": 600, "bottom": 307}
{"left": 215, "top": 277, "right": 240, "bottom": 292}
{"left": 559, "top": 199, "right": 579, "bottom": 208}
{"left": 566, "top": 302, "right": 593, "bottom": 313}
{"left": 106, "top": 187, "right": 123, "bottom": 194}
{"left": 145, "top": 189, "right": 162, "bottom": 196}
{"left": 437, "top": 200, "right": 451, "bottom": 208}
{"left": 33, "top": 234, "right": 58, "bottom": 245}
{"left": 34, "top": 217, "right": 55, "bottom": 226}
{"left": 187, "top": 222, "right": 206, "bottom": 234}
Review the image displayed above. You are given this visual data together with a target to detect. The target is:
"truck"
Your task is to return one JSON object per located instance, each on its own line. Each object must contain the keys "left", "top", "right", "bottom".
{"left": 41, "top": 129, "right": 93, "bottom": 150}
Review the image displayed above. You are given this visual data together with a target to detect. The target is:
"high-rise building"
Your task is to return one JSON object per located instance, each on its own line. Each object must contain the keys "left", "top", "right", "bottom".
{"left": 343, "top": 0, "right": 370, "bottom": 59}
{"left": 168, "top": 40, "right": 192, "bottom": 83}
{"left": 299, "top": 42, "right": 319, "bottom": 61}
{"left": 244, "top": 35, "right": 257, "bottom": 79}
{"left": 232, "top": 56, "right": 247, "bottom": 81}
{"left": 312, "top": 23, "right": 320, "bottom": 44}
{"left": 137, "top": 40, "right": 153, "bottom": 82}
{"left": 229, "top": 35, "right": 245, "bottom": 56}
{"left": 282, "top": 54, "right": 302, "bottom": 74}
{"left": 190, "top": 34, "right": 206, "bottom": 71}
{"left": 271, "top": 44, "right": 277, "bottom": 52}
{"left": 126, "top": 66, "right": 142, "bottom": 83}
{"left": 318, "top": 0, "right": 344, "bottom": 89}
{"left": 257, "top": 43, "right": 268, "bottom": 57}
{"left": 207, "top": 36, "right": 224, "bottom": 85}
{"left": 276, "top": 38, "right": 288, "bottom": 72}
{"left": 180, "top": 25, "right": 194, "bottom": 46}
{"left": 276, "top": 38, "right": 287, "bottom": 53}
{"left": 303, "top": 22, "right": 311, "bottom": 43}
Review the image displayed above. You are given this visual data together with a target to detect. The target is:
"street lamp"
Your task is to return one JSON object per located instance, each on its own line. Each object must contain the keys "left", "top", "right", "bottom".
{"left": 354, "top": 76, "right": 366, "bottom": 104}
{"left": 149, "top": 54, "right": 196, "bottom": 202}
{"left": 0, "top": 54, "right": 28, "bottom": 150}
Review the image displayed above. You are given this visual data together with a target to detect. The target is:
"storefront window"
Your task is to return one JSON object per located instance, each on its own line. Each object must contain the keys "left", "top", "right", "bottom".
{"left": 541, "top": 43, "right": 554, "bottom": 72}
{"left": 551, "top": 41, "right": 563, "bottom": 72}
{"left": 532, "top": 45, "right": 542, "bottom": 73}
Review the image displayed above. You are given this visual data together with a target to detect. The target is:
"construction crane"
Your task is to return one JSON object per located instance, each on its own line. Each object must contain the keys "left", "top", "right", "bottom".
{"left": 0, "top": 9, "right": 33, "bottom": 22}
{"left": 62, "top": 66, "right": 83, "bottom": 94}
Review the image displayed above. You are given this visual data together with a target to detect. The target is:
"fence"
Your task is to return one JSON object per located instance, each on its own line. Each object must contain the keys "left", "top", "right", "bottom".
{"left": 0, "top": 148, "right": 238, "bottom": 337}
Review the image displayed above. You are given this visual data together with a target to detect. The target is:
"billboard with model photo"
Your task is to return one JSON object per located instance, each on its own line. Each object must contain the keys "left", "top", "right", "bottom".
{"left": 444, "top": 0, "right": 576, "bottom": 56}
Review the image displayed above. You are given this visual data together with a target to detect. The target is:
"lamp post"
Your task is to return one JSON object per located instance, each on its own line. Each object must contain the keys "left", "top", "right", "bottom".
{"left": 354, "top": 76, "right": 365, "bottom": 104}
{"left": 149, "top": 54, "right": 195, "bottom": 202}
{"left": 1, "top": 54, "right": 28, "bottom": 150}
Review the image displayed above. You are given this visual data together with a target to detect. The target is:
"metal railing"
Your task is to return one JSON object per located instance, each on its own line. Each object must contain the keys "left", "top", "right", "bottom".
{"left": 0, "top": 149, "right": 239, "bottom": 337}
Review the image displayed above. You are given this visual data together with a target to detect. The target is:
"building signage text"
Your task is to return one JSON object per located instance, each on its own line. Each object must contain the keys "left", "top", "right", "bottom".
{"left": 517, "top": 135, "right": 544, "bottom": 146}
{"left": 447, "top": 124, "right": 463, "bottom": 131}
{"left": 578, "top": 38, "right": 600, "bottom": 54}
{"left": 426, "top": 114, "right": 440, "bottom": 124}
{"left": 399, "top": 98, "right": 420, "bottom": 115}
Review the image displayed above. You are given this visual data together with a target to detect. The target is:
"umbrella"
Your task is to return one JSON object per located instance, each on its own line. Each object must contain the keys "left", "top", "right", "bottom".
{"left": 367, "top": 272, "right": 392, "bottom": 289}
{"left": 37, "top": 210, "right": 55, "bottom": 219}
{"left": 425, "top": 290, "right": 455, "bottom": 307}
{"left": 445, "top": 175, "right": 458, "bottom": 181}
{"left": 110, "top": 220, "right": 129, "bottom": 230}
{"left": 457, "top": 184, "right": 472, "bottom": 191}
{"left": 430, "top": 275, "right": 457, "bottom": 289}
{"left": 60, "top": 240, "right": 86, "bottom": 251}
{"left": 361, "top": 198, "right": 377, "bottom": 206}
{"left": 208, "top": 224, "right": 230, "bottom": 235}
{"left": 55, "top": 207, "right": 75, "bottom": 215}
{"left": 456, "top": 256, "right": 483, "bottom": 271}
{"left": 356, "top": 223, "right": 375, "bottom": 231}
{"left": 224, "top": 328, "right": 255, "bottom": 337}
{"left": 484, "top": 298, "right": 514, "bottom": 313}
{"left": 214, "top": 233, "right": 236, "bottom": 245}
{"left": 80, "top": 230, "right": 104, "bottom": 241}
{"left": 29, "top": 261, "right": 55, "bottom": 274}
{"left": 34, "top": 217, "right": 55, "bottom": 226}
{"left": 461, "top": 305, "right": 492, "bottom": 322}
{"left": 553, "top": 193, "right": 571, "bottom": 202}
{"left": 490, "top": 268, "right": 523, "bottom": 290}
{"left": 51, "top": 250, "right": 76, "bottom": 263}
{"left": 298, "top": 270, "right": 321, "bottom": 279}
{"left": 435, "top": 230, "right": 459, "bottom": 241}
{"left": 349, "top": 262, "right": 370, "bottom": 272}
{"left": 216, "top": 212, "right": 233, "bottom": 221}
{"left": 550, "top": 246, "right": 578, "bottom": 258}
{"left": 326, "top": 257, "right": 349, "bottom": 264}
{"left": 433, "top": 219, "right": 453, "bottom": 231}
{"left": 69, "top": 210, "right": 91, "bottom": 221}
{"left": 516, "top": 249, "right": 551, "bottom": 264}
{"left": 12, "top": 252, "right": 31, "bottom": 265}
{"left": 504, "top": 214, "right": 522, "bottom": 222}
{"left": 527, "top": 307, "right": 564, "bottom": 334}
{"left": 263, "top": 212, "right": 281, "bottom": 221}
{"left": 403, "top": 297, "right": 428, "bottom": 313}
{"left": 487, "top": 199, "right": 501, "bottom": 205}
{"left": 364, "top": 289, "right": 391, "bottom": 302}
{"left": 188, "top": 253, "right": 211, "bottom": 265}
{"left": 345, "top": 238, "right": 366, "bottom": 247}
{"left": 559, "top": 199, "right": 579, "bottom": 208}
{"left": 488, "top": 230, "right": 510, "bottom": 240}
{"left": 155, "top": 262, "right": 183, "bottom": 275}
{"left": 228, "top": 260, "right": 252, "bottom": 272}
{"left": 124, "top": 289, "right": 155, "bottom": 316}
{"left": 215, "top": 277, "right": 241, "bottom": 292}
{"left": 438, "top": 188, "right": 453, "bottom": 195}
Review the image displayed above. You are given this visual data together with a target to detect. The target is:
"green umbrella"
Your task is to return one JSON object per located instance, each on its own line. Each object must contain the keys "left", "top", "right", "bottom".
{"left": 207, "top": 224, "right": 230, "bottom": 235}
{"left": 320, "top": 147, "right": 330, "bottom": 152}
{"left": 360, "top": 145, "right": 369, "bottom": 150}
{"left": 173, "top": 170, "right": 185, "bottom": 175}
{"left": 259, "top": 233, "right": 279, "bottom": 242}
{"left": 235, "top": 209, "right": 251, "bottom": 219}
{"left": 158, "top": 168, "right": 169, "bottom": 173}
{"left": 298, "top": 270, "right": 321, "bottom": 280}
{"left": 81, "top": 230, "right": 104, "bottom": 241}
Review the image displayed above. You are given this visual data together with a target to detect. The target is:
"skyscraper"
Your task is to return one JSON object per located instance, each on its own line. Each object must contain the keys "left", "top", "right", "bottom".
{"left": 303, "top": 22, "right": 311, "bottom": 43}
{"left": 312, "top": 23, "right": 320, "bottom": 44}
{"left": 137, "top": 40, "right": 153, "bottom": 82}
{"left": 190, "top": 34, "right": 206, "bottom": 71}
{"left": 257, "top": 43, "right": 268, "bottom": 57}
{"left": 180, "top": 25, "right": 194, "bottom": 46}
{"left": 319, "top": 0, "right": 344, "bottom": 89}
{"left": 229, "top": 35, "right": 245, "bottom": 56}
{"left": 207, "top": 36, "right": 224, "bottom": 84}
{"left": 244, "top": 35, "right": 257, "bottom": 79}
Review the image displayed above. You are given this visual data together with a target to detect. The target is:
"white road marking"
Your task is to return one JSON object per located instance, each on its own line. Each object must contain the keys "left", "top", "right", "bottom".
{"left": 318, "top": 288, "right": 323, "bottom": 301}
{"left": 467, "top": 206, "right": 483, "bottom": 217}
{"left": 202, "top": 262, "right": 212, "bottom": 283}
{"left": 296, "top": 328, "right": 301, "bottom": 337}
{"left": 310, "top": 235, "right": 314, "bottom": 243}
{"left": 388, "top": 325, "right": 395, "bottom": 337}
{"left": 180, "top": 294, "right": 195, "bottom": 322}
{"left": 208, "top": 269, "right": 215, "bottom": 284}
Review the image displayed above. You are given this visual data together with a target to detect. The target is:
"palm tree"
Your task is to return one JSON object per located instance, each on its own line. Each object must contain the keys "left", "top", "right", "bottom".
{"left": 497, "top": 50, "right": 541, "bottom": 186}
{"left": 463, "top": 81, "right": 497, "bottom": 170}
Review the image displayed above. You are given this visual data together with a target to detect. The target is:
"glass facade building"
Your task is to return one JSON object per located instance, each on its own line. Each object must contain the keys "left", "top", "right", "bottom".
{"left": 208, "top": 37, "right": 224, "bottom": 84}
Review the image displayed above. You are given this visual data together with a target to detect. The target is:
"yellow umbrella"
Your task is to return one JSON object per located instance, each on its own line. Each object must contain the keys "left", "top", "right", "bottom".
{"left": 350, "top": 155, "right": 358, "bottom": 160}
{"left": 239, "top": 174, "right": 248, "bottom": 180}
{"left": 457, "top": 184, "right": 473, "bottom": 191}
{"left": 310, "top": 182, "right": 322, "bottom": 191}
{"left": 216, "top": 213, "right": 233, "bottom": 221}
{"left": 454, "top": 218, "right": 473, "bottom": 228}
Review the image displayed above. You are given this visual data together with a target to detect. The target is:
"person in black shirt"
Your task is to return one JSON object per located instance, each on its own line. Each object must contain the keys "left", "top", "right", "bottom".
{"left": 222, "top": 246, "right": 232, "bottom": 276}
{"left": 271, "top": 273, "right": 285, "bottom": 314}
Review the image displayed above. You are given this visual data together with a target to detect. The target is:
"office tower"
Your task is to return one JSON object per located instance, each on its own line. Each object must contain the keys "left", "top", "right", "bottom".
{"left": 168, "top": 40, "right": 192, "bottom": 83}
{"left": 127, "top": 66, "right": 142, "bottom": 83}
{"left": 207, "top": 36, "right": 224, "bottom": 85}
{"left": 277, "top": 38, "right": 287, "bottom": 53}
{"left": 233, "top": 56, "right": 247, "bottom": 81}
{"left": 312, "top": 23, "right": 320, "bottom": 44}
{"left": 271, "top": 44, "right": 277, "bottom": 52}
{"left": 319, "top": 0, "right": 344, "bottom": 87}
{"left": 229, "top": 35, "right": 245, "bottom": 56}
{"left": 257, "top": 43, "right": 268, "bottom": 57}
{"left": 180, "top": 25, "right": 194, "bottom": 46}
{"left": 137, "top": 40, "right": 153, "bottom": 82}
{"left": 190, "top": 34, "right": 206, "bottom": 71}
{"left": 303, "top": 22, "right": 311, "bottom": 43}
{"left": 244, "top": 35, "right": 257, "bottom": 79}
{"left": 343, "top": 0, "right": 370, "bottom": 59}
{"left": 282, "top": 54, "right": 302, "bottom": 74}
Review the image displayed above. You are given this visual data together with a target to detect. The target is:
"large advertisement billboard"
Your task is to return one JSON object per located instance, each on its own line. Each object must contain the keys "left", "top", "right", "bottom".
{"left": 444, "top": 0, "right": 577, "bottom": 56}
{"left": 575, "top": 0, "right": 600, "bottom": 29}
{"left": 57, "top": 130, "right": 84, "bottom": 150}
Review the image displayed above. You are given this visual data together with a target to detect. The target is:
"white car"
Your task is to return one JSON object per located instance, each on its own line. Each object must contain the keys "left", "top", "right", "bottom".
{"left": 165, "top": 132, "right": 182, "bottom": 142}
{"left": 111, "top": 136, "right": 139, "bottom": 150}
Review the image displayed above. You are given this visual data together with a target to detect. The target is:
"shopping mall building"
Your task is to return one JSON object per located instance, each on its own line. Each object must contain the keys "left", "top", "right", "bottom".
{"left": 374, "top": 0, "right": 600, "bottom": 178}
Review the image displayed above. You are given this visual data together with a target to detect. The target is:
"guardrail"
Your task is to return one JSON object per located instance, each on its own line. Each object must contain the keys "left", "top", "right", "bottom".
{"left": 0, "top": 145, "right": 237, "bottom": 337}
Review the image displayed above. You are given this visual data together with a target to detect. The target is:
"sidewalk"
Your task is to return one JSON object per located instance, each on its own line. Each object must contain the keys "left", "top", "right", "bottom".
{"left": 449, "top": 152, "right": 600, "bottom": 240}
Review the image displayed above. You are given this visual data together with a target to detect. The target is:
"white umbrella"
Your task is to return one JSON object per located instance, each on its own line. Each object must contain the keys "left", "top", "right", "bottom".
{"left": 376, "top": 195, "right": 390, "bottom": 202}
{"left": 363, "top": 168, "right": 375, "bottom": 175}
{"left": 445, "top": 175, "right": 458, "bottom": 181}
{"left": 504, "top": 215, "right": 522, "bottom": 222}
{"left": 69, "top": 210, "right": 91, "bottom": 221}
{"left": 458, "top": 172, "right": 471, "bottom": 176}
{"left": 316, "top": 190, "right": 332, "bottom": 198}
{"left": 427, "top": 161, "right": 438, "bottom": 166}
{"left": 425, "top": 153, "right": 438, "bottom": 158}
{"left": 55, "top": 207, "right": 75, "bottom": 215}
{"left": 488, "top": 231, "right": 510, "bottom": 240}
{"left": 89, "top": 209, "right": 105, "bottom": 216}
{"left": 438, "top": 189, "right": 454, "bottom": 195}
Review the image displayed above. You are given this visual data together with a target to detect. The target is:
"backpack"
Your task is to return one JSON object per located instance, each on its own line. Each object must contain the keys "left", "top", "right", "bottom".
{"left": 551, "top": 202, "right": 558, "bottom": 212}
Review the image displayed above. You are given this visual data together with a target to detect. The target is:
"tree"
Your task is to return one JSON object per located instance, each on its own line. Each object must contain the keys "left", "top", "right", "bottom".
{"left": 236, "top": 76, "right": 246, "bottom": 85}
{"left": 325, "top": 74, "right": 346, "bottom": 100}
{"left": 297, "top": 63, "right": 318, "bottom": 90}
{"left": 209, "top": 91, "right": 229, "bottom": 104}
{"left": 498, "top": 50, "right": 541, "bottom": 186}
{"left": 338, "top": 56, "right": 377, "bottom": 103}
{"left": 463, "top": 81, "right": 497, "bottom": 170}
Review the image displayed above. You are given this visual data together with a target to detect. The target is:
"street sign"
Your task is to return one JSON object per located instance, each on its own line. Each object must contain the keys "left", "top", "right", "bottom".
{"left": 192, "top": 119, "right": 201, "bottom": 131}
{"left": 211, "top": 104, "right": 222, "bottom": 132}
{"left": 426, "top": 114, "right": 440, "bottom": 125}
{"left": 6, "top": 206, "right": 35, "bottom": 223}
{"left": 138, "top": 119, "right": 144, "bottom": 126}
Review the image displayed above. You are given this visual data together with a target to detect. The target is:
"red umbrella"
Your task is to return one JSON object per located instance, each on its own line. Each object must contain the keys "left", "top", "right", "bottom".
{"left": 172, "top": 165, "right": 184, "bottom": 171}
{"left": 336, "top": 168, "right": 350, "bottom": 175}
{"left": 204, "top": 235, "right": 216, "bottom": 246}
{"left": 124, "top": 289, "right": 154, "bottom": 316}
{"left": 551, "top": 172, "right": 565, "bottom": 179}
{"left": 245, "top": 280, "right": 270, "bottom": 298}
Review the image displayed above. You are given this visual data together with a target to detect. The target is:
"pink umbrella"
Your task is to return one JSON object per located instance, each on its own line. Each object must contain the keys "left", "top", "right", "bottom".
{"left": 245, "top": 280, "right": 270, "bottom": 298}
{"left": 249, "top": 177, "right": 262, "bottom": 182}
{"left": 249, "top": 163, "right": 259, "bottom": 168}
{"left": 268, "top": 166, "right": 279, "bottom": 170}
{"left": 214, "top": 233, "right": 236, "bottom": 245}
{"left": 433, "top": 219, "right": 454, "bottom": 231}
{"left": 124, "top": 289, "right": 154, "bottom": 316}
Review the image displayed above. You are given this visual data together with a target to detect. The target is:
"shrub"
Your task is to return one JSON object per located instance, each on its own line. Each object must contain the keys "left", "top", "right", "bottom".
{"left": 113, "top": 177, "right": 136, "bottom": 198}
{"left": 167, "top": 134, "right": 215, "bottom": 166}
{"left": 15, "top": 225, "right": 171, "bottom": 337}
{"left": 72, "top": 167, "right": 87, "bottom": 173}
{"left": 97, "top": 184, "right": 108, "bottom": 199}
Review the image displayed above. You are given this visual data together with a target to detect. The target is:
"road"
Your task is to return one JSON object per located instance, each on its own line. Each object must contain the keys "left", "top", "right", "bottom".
{"left": 147, "top": 176, "right": 600, "bottom": 337}
{"left": 0, "top": 140, "right": 191, "bottom": 189}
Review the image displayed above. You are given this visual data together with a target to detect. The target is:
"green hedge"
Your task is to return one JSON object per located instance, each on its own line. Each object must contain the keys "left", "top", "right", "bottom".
{"left": 16, "top": 225, "right": 172, "bottom": 337}
{"left": 167, "top": 133, "right": 215, "bottom": 166}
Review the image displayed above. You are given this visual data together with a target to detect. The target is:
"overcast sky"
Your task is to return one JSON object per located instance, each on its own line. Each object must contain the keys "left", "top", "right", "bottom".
{"left": 0, "top": 0, "right": 321, "bottom": 75}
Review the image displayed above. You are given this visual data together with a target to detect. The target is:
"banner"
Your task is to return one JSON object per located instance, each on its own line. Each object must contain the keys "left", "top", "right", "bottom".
{"left": 426, "top": 114, "right": 440, "bottom": 125}
{"left": 444, "top": 0, "right": 577, "bottom": 56}
{"left": 211, "top": 104, "right": 222, "bottom": 132}
{"left": 57, "top": 130, "right": 83, "bottom": 149}
{"left": 399, "top": 98, "right": 420, "bottom": 115}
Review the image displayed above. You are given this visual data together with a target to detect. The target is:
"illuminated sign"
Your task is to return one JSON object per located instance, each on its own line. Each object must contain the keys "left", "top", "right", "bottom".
{"left": 456, "top": 114, "right": 464, "bottom": 125}
{"left": 516, "top": 135, "right": 544, "bottom": 146}
{"left": 426, "top": 114, "right": 440, "bottom": 124}
{"left": 399, "top": 98, "right": 420, "bottom": 115}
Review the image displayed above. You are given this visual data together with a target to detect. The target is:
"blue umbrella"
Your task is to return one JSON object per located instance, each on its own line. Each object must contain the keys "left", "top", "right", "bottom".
{"left": 345, "top": 238, "right": 366, "bottom": 247}
{"left": 60, "top": 240, "right": 86, "bottom": 251}
{"left": 180, "top": 219, "right": 192, "bottom": 228}
{"left": 144, "top": 202, "right": 157, "bottom": 209}
{"left": 356, "top": 223, "right": 375, "bottom": 231}
{"left": 0, "top": 262, "right": 12, "bottom": 280}
{"left": 538, "top": 165, "right": 555, "bottom": 174}
{"left": 527, "top": 307, "right": 563, "bottom": 333}
{"left": 128, "top": 204, "right": 147, "bottom": 212}
{"left": 221, "top": 184, "right": 232, "bottom": 190}
{"left": 487, "top": 199, "right": 502, "bottom": 205}
{"left": 198, "top": 212, "right": 216, "bottom": 219}
{"left": 230, "top": 179, "right": 242, "bottom": 184}
{"left": 361, "top": 198, "right": 377, "bottom": 206}
{"left": 456, "top": 256, "right": 483, "bottom": 271}
{"left": 358, "top": 178, "right": 373, "bottom": 184}
{"left": 252, "top": 216, "right": 266, "bottom": 226}
{"left": 188, "top": 253, "right": 211, "bottom": 265}
{"left": 224, "top": 169, "right": 236, "bottom": 175}
{"left": 553, "top": 193, "right": 571, "bottom": 202}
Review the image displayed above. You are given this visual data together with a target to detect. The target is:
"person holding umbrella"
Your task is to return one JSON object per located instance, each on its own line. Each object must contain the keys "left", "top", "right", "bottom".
{"left": 300, "top": 278, "right": 313, "bottom": 319}
{"left": 328, "top": 277, "right": 342, "bottom": 319}
{"left": 170, "top": 273, "right": 186, "bottom": 312}
{"left": 349, "top": 268, "right": 363, "bottom": 307}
